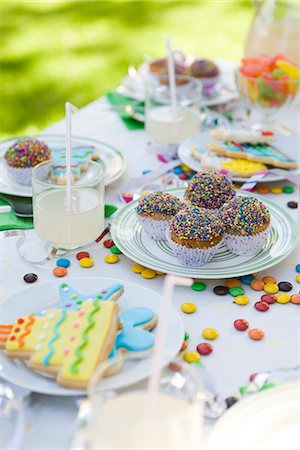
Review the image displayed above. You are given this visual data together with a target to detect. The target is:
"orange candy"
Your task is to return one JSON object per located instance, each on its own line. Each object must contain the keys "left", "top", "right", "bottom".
{"left": 53, "top": 267, "right": 67, "bottom": 277}
{"left": 262, "top": 276, "right": 277, "bottom": 284}
{"left": 290, "top": 294, "right": 300, "bottom": 305}
{"left": 250, "top": 279, "right": 265, "bottom": 291}
{"left": 248, "top": 328, "right": 265, "bottom": 341}
{"left": 257, "top": 186, "right": 270, "bottom": 195}
{"left": 225, "top": 279, "right": 241, "bottom": 288}
{"left": 181, "top": 340, "right": 188, "bottom": 351}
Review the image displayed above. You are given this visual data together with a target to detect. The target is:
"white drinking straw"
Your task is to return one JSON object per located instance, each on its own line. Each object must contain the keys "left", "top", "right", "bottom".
{"left": 65, "top": 102, "right": 78, "bottom": 211}
{"left": 144, "top": 274, "right": 193, "bottom": 442}
{"left": 166, "top": 35, "right": 177, "bottom": 118}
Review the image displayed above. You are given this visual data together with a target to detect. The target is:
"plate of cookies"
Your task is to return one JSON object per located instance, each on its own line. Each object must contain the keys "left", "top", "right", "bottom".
{"left": 0, "top": 277, "right": 183, "bottom": 396}
{"left": 0, "top": 134, "right": 126, "bottom": 197}
{"left": 111, "top": 172, "right": 297, "bottom": 279}
{"left": 178, "top": 128, "right": 299, "bottom": 183}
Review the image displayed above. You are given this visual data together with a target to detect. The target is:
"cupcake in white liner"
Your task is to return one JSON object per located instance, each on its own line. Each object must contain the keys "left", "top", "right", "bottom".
{"left": 220, "top": 196, "right": 271, "bottom": 256}
{"left": 135, "top": 192, "right": 185, "bottom": 240}
{"left": 4, "top": 138, "right": 51, "bottom": 186}
{"left": 184, "top": 170, "right": 236, "bottom": 213}
{"left": 167, "top": 206, "right": 225, "bottom": 267}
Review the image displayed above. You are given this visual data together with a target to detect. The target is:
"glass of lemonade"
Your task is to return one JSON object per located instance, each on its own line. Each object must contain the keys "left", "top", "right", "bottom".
{"left": 146, "top": 75, "right": 202, "bottom": 145}
{"left": 32, "top": 158, "right": 104, "bottom": 249}
{"left": 83, "top": 354, "right": 204, "bottom": 450}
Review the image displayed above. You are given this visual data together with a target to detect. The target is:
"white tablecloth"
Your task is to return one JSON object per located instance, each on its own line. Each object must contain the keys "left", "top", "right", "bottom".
{"left": 2, "top": 61, "right": 300, "bottom": 449}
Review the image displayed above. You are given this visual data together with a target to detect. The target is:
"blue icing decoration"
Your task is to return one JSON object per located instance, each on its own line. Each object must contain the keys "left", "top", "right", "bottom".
{"left": 51, "top": 146, "right": 96, "bottom": 160}
{"left": 42, "top": 310, "right": 67, "bottom": 366}
{"left": 224, "top": 142, "right": 295, "bottom": 163}
{"left": 58, "top": 283, "right": 124, "bottom": 311}
{"left": 120, "top": 307, "right": 154, "bottom": 327}
{"left": 115, "top": 307, "right": 155, "bottom": 352}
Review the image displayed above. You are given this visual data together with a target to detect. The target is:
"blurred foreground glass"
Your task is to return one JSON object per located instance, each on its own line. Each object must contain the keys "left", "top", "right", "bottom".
{"left": 85, "top": 354, "right": 204, "bottom": 449}
{"left": 146, "top": 75, "right": 202, "bottom": 145}
{"left": 245, "top": 0, "right": 300, "bottom": 65}
{"left": 235, "top": 68, "right": 300, "bottom": 130}
{"left": 32, "top": 159, "right": 104, "bottom": 249}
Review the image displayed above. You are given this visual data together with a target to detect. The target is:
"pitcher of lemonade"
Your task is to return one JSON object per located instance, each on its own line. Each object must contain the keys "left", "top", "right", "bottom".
{"left": 244, "top": 0, "right": 300, "bottom": 64}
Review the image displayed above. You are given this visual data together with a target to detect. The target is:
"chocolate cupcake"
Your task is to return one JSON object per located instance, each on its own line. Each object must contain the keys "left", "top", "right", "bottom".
{"left": 135, "top": 192, "right": 185, "bottom": 240}
{"left": 184, "top": 170, "right": 236, "bottom": 212}
{"left": 189, "top": 59, "right": 220, "bottom": 95}
{"left": 220, "top": 196, "right": 271, "bottom": 256}
{"left": 167, "top": 206, "right": 224, "bottom": 266}
{"left": 4, "top": 138, "right": 51, "bottom": 186}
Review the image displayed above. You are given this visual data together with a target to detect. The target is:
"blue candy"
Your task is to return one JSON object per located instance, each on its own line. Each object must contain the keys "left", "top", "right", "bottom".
{"left": 240, "top": 274, "right": 255, "bottom": 285}
{"left": 56, "top": 258, "right": 71, "bottom": 268}
{"left": 296, "top": 264, "right": 300, "bottom": 273}
{"left": 173, "top": 167, "right": 184, "bottom": 175}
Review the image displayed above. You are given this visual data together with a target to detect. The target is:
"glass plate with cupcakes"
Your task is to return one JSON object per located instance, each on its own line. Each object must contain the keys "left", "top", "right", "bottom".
{"left": 0, "top": 134, "right": 126, "bottom": 197}
{"left": 111, "top": 170, "right": 297, "bottom": 279}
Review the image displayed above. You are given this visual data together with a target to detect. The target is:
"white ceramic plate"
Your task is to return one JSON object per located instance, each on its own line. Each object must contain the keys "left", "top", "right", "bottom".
{"left": 178, "top": 130, "right": 300, "bottom": 183}
{"left": 0, "top": 277, "right": 184, "bottom": 396}
{"left": 209, "top": 382, "right": 300, "bottom": 450}
{"left": 111, "top": 188, "right": 297, "bottom": 279}
{"left": 0, "top": 135, "right": 126, "bottom": 197}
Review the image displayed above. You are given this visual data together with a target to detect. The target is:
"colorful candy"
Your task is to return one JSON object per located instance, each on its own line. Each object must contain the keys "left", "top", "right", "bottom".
{"left": 23, "top": 273, "right": 38, "bottom": 283}
{"left": 53, "top": 267, "right": 67, "bottom": 277}
{"left": 248, "top": 328, "right": 265, "bottom": 341}
{"left": 103, "top": 239, "right": 114, "bottom": 249}
{"left": 254, "top": 301, "right": 269, "bottom": 312}
{"left": 278, "top": 281, "right": 292, "bottom": 292}
{"left": 229, "top": 287, "right": 245, "bottom": 297}
{"left": 276, "top": 293, "right": 290, "bottom": 304}
{"left": 131, "top": 263, "right": 145, "bottom": 274}
{"left": 181, "top": 303, "right": 197, "bottom": 314}
{"left": 250, "top": 279, "right": 265, "bottom": 291}
{"left": 262, "top": 276, "right": 276, "bottom": 284}
{"left": 296, "top": 274, "right": 300, "bottom": 283}
{"left": 192, "top": 281, "right": 207, "bottom": 291}
{"left": 196, "top": 343, "right": 213, "bottom": 355}
{"left": 290, "top": 294, "right": 300, "bottom": 305}
{"left": 287, "top": 201, "right": 298, "bottom": 209}
{"left": 104, "top": 254, "right": 119, "bottom": 264}
{"left": 110, "top": 245, "right": 122, "bottom": 255}
{"left": 56, "top": 258, "right": 70, "bottom": 268}
{"left": 261, "top": 293, "right": 276, "bottom": 304}
{"left": 76, "top": 251, "right": 90, "bottom": 260}
{"left": 141, "top": 269, "right": 157, "bottom": 279}
{"left": 234, "top": 295, "right": 249, "bottom": 306}
{"left": 234, "top": 319, "right": 249, "bottom": 331}
{"left": 263, "top": 283, "right": 279, "bottom": 294}
{"left": 79, "top": 257, "right": 94, "bottom": 268}
{"left": 183, "top": 352, "right": 200, "bottom": 363}
{"left": 202, "top": 328, "right": 218, "bottom": 340}
{"left": 181, "top": 341, "right": 188, "bottom": 351}
{"left": 213, "top": 286, "right": 229, "bottom": 295}
{"left": 295, "top": 264, "right": 300, "bottom": 273}
{"left": 225, "top": 279, "right": 241, "bottom": 288}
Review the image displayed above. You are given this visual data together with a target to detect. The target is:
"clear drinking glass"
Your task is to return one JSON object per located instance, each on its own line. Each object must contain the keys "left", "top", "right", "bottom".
{"left": 83, "top": 354, "right": 205, "bottom": 450}
{"left": 146, "top": 75, "right": 202, "bottom": 145}
{"left": 32, "top": 158, "right": 105, "bottom": 249}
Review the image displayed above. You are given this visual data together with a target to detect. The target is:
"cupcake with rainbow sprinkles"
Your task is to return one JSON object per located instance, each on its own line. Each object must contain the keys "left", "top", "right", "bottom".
{"left": 220, "top": 196, "right": 271, "bottom": 256}
{"left": 167, "top": 206, "right": 225, "bottom": 267}
{"left": 4, "top": 138, "right": 51, "bottom": 186}
{"left": 184, "top": 170, "right": 236, "bottom": 213}
{"left": 135, "top": 191, "right": 185, "bottom": 240}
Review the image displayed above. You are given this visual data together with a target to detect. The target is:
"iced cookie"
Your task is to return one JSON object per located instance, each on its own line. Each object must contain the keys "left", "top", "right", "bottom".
{"left": 0, "top": 301, "right": 119, "bottom": 390}
{"left": 50, "top": 146, "right": 99, "bottom": 184}
{"left": 208, "top": 141, "right": 298, "bottom": 170}
{"left": 211, "top": 128, "right": 276, "bottom": 143}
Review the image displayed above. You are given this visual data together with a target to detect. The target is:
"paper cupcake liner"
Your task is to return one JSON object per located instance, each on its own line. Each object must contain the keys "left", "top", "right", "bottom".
{"left": 5, "top": 163, "right": 33, "bottom": 186}
{"left": 166, "top": 230, "right": 222, "bottom": 267}
{"left": 224, "top": 227, "right": 270, "bottom": 256}
{"left": 136, "top": 214, "right": 170, "bottom": 240}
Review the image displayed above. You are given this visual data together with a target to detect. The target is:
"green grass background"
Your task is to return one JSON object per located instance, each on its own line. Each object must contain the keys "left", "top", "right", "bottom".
{"left": 0, "top": 0, "right": 253, "bottom": 138}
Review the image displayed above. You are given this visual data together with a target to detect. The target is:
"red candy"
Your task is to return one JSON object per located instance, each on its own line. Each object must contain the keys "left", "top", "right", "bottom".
{"left": 234, "top": 319, "right": 249, "bottom": 331}
{"left": 17, "top": 318, "right": 24, "bottom": 324}
{"left": 179, "top": 173, "right": 189, "bottom": 180}
{"left": 103, "top": 239, "right": 114, "bottom": 249}
{"left": 249, "top": 373, "right": 257, "bottom": 382}
{"left": 196, "top": 343, "right": 213, "bottom": 355}
{"left": 261, "top": 293, "right": 276, "bottom": 304}
{"left": 254, "top": 301, "right": 269, "bottom": 312}
{"left": 76, "top": 251, "right": 90, "bottom": 260}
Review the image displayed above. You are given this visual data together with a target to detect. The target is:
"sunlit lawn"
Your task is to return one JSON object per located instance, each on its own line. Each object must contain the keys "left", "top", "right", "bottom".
{"left": 0, "top": 0, "right": 253, "bottom": 138}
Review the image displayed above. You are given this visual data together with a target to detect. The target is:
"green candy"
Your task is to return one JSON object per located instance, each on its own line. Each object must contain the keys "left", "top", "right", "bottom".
{"left": 283, "top": 185, "right": 294, "bottom": 194}
{"left": 184, "top": 331, "right": 190, "bottom": 341}
{"left": 111, "top": 245, "right": 122, "bottom": 255}
{"left": 105, "top": 204, "right": 118, "bottom": 218}
{"left": 192, "top": 281, "right": 207, "bottom": 291}
{"left": 229, "top": 286, "right": 245, "bottom": 297}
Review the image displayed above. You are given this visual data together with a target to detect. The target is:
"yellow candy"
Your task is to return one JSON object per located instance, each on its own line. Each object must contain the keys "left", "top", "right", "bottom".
{"left": 271, "top": 187, "right": 282, "bottom": 194}
{"left": 276, "top": 293, "right": 291, "bottom": 304}
{"left": 181, "top": 302, "right": 197, "bottom": 314}
{"left": 141, "top": 269, "right": 157, "bottom": 279}
{"left": 276, "top": 59, "right": 300, "bottom": 78}
{"left": 264, "top": 283, "right": 279, "bottom": 294}
{"left": 79, "top": 257, "right": 94, "bottom": 268}
{"left": 156, "top": 271, "right": 165, "bottom": 275}
{"left": 234, "top": 295, "right": 249, "bottom": 306}
{"left": 183, "top": 351, "right": 200, "bottom": 363}
{"left": 104, "top": 254, "right": 119, "bottom": 264}
{"left": 296, "top": 274, "right": 300, "bottom": 283}
{"left": 221, "top": 159, "right": 267, "bottom": 177}
{"left": 180, "top": 163, "right": 193, "bottom": 172}
{"left": 202, "top": 328, "right": 219, "bottom": 340}
{"left": 131, "top": 263, "right": 145, "bottom": 274}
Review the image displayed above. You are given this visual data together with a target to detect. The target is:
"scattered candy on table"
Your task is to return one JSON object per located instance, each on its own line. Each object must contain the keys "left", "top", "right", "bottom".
{"left": 261, "top": 293, "right": 276, "bottom": 304}
{"left": 234, "top": 295, "right": 249, "bottom": 306}
{"left": 104, "top": 254, "right": 119, "bottom": 264}
{"left": 76, "top": 251, "right": 90, "bottom": 260}
{"left": 56, "top": 258, "right": 70, "bottom": 268}
{"left": 23, "top": 273, "right": 38, "bottom": 283}
{"left": 254, "top": 301, "right": 269, "bottom": 312}
{"left": 131, "top": 263, "right": 145, "bottom": 273}
{"left": 295, "top": 264, "right": 300, "bottom": 273}
{"left": 213, "top": 286, "right": 229, "bottom": 295}
{"left": 53, "top": 267, "right": 68, "bottom": 277}
{"left": 196, "top": 343, "right": 213, "bottom": 355}
{"left": 262, "top": 275, "right": 276, "bottom": 284}
{"left": 110, "top": 245, "right": 122, "bottom": 255}
{"left": 276, "top": 293, "right": 290, "bottom": 304}
{"left": 290, "top": 294, "right": 300, "bottom": 305}
{"left": 263, "top": 283, "right": 279, "bottom": 294}
{"left": 225, "top": 279, "right": 241, "bottom": 288}
{"left": 240, "top": 274, "right": 255, "bottom": 285}
{"left": 277, "top": 281, "right": 292, "bottom": 292}
{"left": 79, "top": 257, "right": 94, "bottom": 268}
{"left": 181, "top": 341, "right": 188, "bottom": 351}
{"left": 103, "top": 239, "right": 114, "bottom": 249}
{"left": 234, "top": 319, "right": 249, "bottom": 331}
{"left": 202, "top": 328, "right": 219, "bottom": 340}
{"left": 141, "top": 269, "right": 157, "bottom": 279}
{"left": 191, "top": 281, "right": 207, "bottom": 291}
{"left": 169, "top": 361, "right": 182, "bottom": 372}
{"left": 184, "top": 331, "right": 190, "bottom": 341}
{"left": 287, "top": 201, "right": 298, "bottom": 209}
{"left": 250, "top": 279, "right": 265, "bottom": 291}
{"left": 181, "top": 302, "right": 197, "bottom": 314}
{"left": 248, "top": 328, "right": 265, "bottom": 341}
{"left": 271, "top": 187, "right": 282, "bottom": 194}
{"left": 229, "top": 286, "right": 245, "bottom": 297}
{"left": 183, "top": 351, "right": 200, "bottom": 363}
{"left": 296, "top": 275, "right": 300, "bottom": 283}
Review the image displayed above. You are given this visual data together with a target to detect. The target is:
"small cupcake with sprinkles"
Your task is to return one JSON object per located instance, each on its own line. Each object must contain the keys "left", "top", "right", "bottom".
{"left": 4, "top": 138, "right": 51, "bottom": 186}
{"left": 167, "top": 206, "right": 225, "bottom": 266}
{"left": 184, "top": 170, "right": 235, "bottom": 212}
{"left": 135, "top": 191, "right": 185, "bottom": 240}
{"left": 220, "top": 196, "right": 271, "bottom": 256}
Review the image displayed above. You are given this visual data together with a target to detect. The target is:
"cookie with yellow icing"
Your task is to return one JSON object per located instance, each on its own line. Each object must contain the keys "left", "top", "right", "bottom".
{"left": 221, "top": 159, "right": 267, "bottom": 177}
